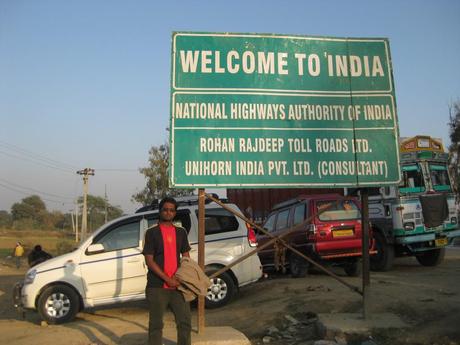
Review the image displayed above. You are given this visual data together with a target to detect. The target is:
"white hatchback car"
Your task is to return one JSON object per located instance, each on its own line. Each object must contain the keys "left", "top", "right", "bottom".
{"left": 15, "top": 198, "right": 262, "bottom": 324}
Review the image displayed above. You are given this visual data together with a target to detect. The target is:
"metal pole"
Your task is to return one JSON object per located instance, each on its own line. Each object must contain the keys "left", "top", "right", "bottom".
{"left": 71, "top": 208, "right": 75, "bottom": 234}
{"left": 82, "top": 175, "right": 88, "bottom": 241}
{"left": 77, "top": 168, "right": 94, "bottom": 241}
{"left": 197, "top": 189, "right": 206, "bottom": 333}
{"left": 75, "top": 201, "right": 79, "bottom": 242}
{"left": 104, "top": 184, "right": 108, "bottom": 224}
{"left": 361, "top": 188, "right": 370, "bottom": 319}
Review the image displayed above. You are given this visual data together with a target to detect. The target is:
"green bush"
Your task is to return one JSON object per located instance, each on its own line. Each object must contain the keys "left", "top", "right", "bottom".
{"left": 56, "top": 240, "right": 76, "bottom": 256}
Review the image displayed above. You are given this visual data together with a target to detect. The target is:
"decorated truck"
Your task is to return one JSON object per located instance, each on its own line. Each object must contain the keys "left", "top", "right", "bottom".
{"left": 348, "top": 135, "right": 460, "bottom": 271}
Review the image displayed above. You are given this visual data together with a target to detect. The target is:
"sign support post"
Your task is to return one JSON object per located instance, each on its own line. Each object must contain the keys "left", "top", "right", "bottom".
{"left": 197, "top": 188, "right": 206, "bottom": 333}
{"left": 361, "top": 188, "right": 370, "bottom": 319}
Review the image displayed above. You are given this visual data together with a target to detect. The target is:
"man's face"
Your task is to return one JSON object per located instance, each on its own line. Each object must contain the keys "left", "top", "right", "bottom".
{"left": 160, "top": 202, "right": 177, "bottom": 222}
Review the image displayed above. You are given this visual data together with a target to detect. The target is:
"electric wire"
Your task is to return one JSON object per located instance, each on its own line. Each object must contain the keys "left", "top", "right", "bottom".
{"left": 0, "top": 140, "right": 79, "bottom": 170}
{"left": 0, "top": 182, "right": 73, "bottom": 205}
{"left": 0, "top": 150, "right": 75, "bottom": 174}
{"left": 95, "top": 168, "right": 138, "bottom": 172}
{"left": 0, "top": 178, "right": 74, "bottom": 200}
{"left": 0, "top": 141, "right": 140, "bottom": 174}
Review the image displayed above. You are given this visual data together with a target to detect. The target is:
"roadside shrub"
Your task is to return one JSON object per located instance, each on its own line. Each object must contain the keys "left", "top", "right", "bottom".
{"left": 56, "top": 240, "right": 76, "bottom": 256}
{"left": 12, "top": 218, "right": 35, "bottom": 231}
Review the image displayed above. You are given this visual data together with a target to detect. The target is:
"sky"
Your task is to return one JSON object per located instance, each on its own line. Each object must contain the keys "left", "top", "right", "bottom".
{"left": 0, "top": 0, "right": 459, "bottom": 214}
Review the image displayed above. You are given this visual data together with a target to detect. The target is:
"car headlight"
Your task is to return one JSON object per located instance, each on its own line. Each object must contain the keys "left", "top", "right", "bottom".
{"left": 24, "top": 269, "right": 37, "bottom": 285}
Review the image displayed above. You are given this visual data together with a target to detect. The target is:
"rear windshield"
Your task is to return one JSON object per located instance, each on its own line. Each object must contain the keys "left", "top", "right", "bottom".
{"left": 195, "top": 208, "right": 239, "bottom": 235}
{"left": 316, "top": 200, "right": 361, "bottom": 221}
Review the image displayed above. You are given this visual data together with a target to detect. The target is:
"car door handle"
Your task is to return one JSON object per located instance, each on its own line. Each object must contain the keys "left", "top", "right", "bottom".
{"left": 128, "top": 257, "right": 140, "bottom": 263}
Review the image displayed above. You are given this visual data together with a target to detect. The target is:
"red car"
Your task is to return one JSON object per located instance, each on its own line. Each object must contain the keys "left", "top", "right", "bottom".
{"left": 257, "top": 194, "right": 374, "bottom": 277}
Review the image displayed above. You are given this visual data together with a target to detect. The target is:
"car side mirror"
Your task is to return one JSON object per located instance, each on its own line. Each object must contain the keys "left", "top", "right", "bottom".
{"left": 86, "top": 243, "right": 105, "bottom": 255}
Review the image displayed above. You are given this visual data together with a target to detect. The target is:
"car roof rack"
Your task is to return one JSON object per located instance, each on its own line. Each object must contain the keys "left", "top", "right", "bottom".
{"left": 135, "top": 193, "right": 225, "bottom": 213}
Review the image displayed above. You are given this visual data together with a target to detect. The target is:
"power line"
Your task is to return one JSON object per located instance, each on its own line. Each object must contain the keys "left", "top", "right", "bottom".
{"left": 0, "top": 140, "right": 78, "bottom": 170}
{"left": 0, "top": 141, "right": 141, "bottom": 174}
{"left": 95, "top": 168, "right": 138, "bottom": 172}
{"left": 0, "top": 178, "right": 75, "bottom": 200}
{"left": 0, "top": 150, "right": 75, "bottom": 174}
{"left": 0, "top": 182, "right": 73, "bottom": 205}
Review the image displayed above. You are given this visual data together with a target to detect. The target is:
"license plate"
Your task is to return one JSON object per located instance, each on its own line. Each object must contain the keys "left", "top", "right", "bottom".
{"left": 435, "top": 237, "right": 448, "bottom": 247}
{"left": 333, "top": 229, "right": 354, "bottom": 238}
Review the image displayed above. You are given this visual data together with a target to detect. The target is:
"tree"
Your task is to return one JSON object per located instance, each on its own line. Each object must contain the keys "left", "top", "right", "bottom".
{"left": 78, "top": 194, "right": 123, "bottom": 232}
{"left": 0, "top": 210, "right": 12, "bottom": 228}
{"left": 49, "top": 210, "right": 73, "bottom": 230}
{"left": 132, "top": 143, "right": 193, "bottom": 205}
{"left": 448, "top": 101, "right": 460, "bottom": 198}
{"left": 11, "top": 195, "right": 47, "bottom": 221}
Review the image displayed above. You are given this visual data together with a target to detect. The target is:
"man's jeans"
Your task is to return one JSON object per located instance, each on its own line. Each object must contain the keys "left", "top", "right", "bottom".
{"left": 146, "top": 287, "right": 191, "bottom": 345}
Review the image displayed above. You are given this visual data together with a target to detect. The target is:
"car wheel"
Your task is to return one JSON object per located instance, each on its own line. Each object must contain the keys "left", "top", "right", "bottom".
{"left": 289, "top": 253, "right": 308, "bottom": 278}
{"left": 205, "top": 270, "right": 236, "bottom": 309}
{"left": 416, "top": 248, "right": 445, "bottom": 266}
{"left": 370, "top": 232, "right": 394, "bottom": 271}
{"left": 37, "top": 285, "right": 79, "bottom": 324}
{"left": 344, "top": 259, "right": 362, "bottom": 277}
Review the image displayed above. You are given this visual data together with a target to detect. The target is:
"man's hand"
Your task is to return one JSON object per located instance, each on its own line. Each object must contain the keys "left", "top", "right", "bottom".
{"left": 165, "top": 276, "right": 180, "bottom": 288}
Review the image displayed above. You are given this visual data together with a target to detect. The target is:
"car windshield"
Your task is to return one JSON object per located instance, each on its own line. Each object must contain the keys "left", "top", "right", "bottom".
{"left": 316, "top": 200, "right": 360, "bottom": 221}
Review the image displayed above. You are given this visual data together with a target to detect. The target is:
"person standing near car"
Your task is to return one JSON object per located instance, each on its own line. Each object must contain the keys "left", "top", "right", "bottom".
{"left": 12, "top": 242, "right": 24, "bottom": 269}
{"left": 142, "top": 197, "right": 192, "bottom": 345}
{"left": 28, "top": 244, "right": 52, "bottom": 267}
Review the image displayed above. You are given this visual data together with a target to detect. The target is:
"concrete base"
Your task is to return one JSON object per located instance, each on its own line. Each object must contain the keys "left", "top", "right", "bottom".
{"left": 316, "top": 313, "right": 407, "bottom": 339}
{"left": 162, "top": 326, "right": 251, "bottom": 345}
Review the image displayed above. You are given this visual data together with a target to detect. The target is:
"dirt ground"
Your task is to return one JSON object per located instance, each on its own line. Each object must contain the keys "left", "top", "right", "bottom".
{"left": 1, "top": 247, "right": 459, "bottom": 345}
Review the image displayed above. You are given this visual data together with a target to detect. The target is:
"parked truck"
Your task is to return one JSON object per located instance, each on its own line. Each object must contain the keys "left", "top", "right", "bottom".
{"left": 348, "top": 135, "right": 460, "bottom": 271}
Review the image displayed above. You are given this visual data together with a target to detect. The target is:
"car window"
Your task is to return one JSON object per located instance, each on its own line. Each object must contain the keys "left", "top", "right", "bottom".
{"left": 146, "top": 211, "right": 191, "bottom": 233}
{"left": 195, "top": 208, "right": 239, "bottom": 235}
{"left": 275, "top": 209, "right": 290, "bottom": 230}
{"left": 264, "top": 213, "right": 276, "bottom": 233}
{"left": 399, "top": 164, "right": 425, "bottom": 193}
{"left": 316, "top": 200, "right": 360, "bottom": 221}
{"left": 293, "top": 204, "right": 306, "bottom": 226}
{"left": 430, "top": 164, "right": 452, "bottom": 192}
{"left": 94, "top": 219, "right": 140, "bottom": 252}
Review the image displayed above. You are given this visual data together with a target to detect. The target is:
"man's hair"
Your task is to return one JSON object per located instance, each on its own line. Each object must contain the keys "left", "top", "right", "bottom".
{"left": 159, "top": 196, "right": 178, "bottom": 211}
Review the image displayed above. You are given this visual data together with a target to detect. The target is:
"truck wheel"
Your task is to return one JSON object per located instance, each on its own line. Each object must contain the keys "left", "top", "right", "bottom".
{"left": 416, "top": 248, "right": 445, "bottom": 266}
{"left": 344, "top": 259, "right": 362, "bottom": 277}
{"left": 370, "top": 232, "right": 394, "bottom": 271}
{"left": 289, "top": 253, "right": 308, "bottom": 278}
{"left": 37, "top": 285, "right": 79, "bottom": 324}
{"left": 205, "top": 270, "right": 236, "bottom": 309}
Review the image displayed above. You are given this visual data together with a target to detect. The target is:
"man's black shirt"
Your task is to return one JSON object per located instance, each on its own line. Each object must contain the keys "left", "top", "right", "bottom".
{"left": 142, "top": 225, "right": 191, "bottom": 288}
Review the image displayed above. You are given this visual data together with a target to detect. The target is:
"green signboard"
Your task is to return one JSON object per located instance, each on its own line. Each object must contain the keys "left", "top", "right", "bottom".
{"left": 170, "top": 32, "right": 400, "bottom": 188}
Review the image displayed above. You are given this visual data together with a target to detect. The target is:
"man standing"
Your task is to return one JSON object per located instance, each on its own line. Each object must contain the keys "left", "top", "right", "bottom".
{"left": 13, "top": 242, "right": 24, "bottom": 269}
{"left": 142, "top": 197, "right": 192, "bottom": 345}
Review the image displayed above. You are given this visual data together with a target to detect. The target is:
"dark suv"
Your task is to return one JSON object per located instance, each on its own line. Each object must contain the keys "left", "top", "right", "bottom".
{"left": 257, "top": 194, "right": 373, "bottom": 277}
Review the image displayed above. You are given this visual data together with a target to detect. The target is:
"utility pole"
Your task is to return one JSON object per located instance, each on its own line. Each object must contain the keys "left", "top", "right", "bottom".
{"left": 75, "top": 199, "right": 79, "bottom": 242}
{"left": 77, "top": 168, "right": 95, "bottom": 241}
{"left": 104, "top": 184, "right": 108, "bottom": 224}
{"left": 70, "top": 209, "right": 75, "bottom": 233}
